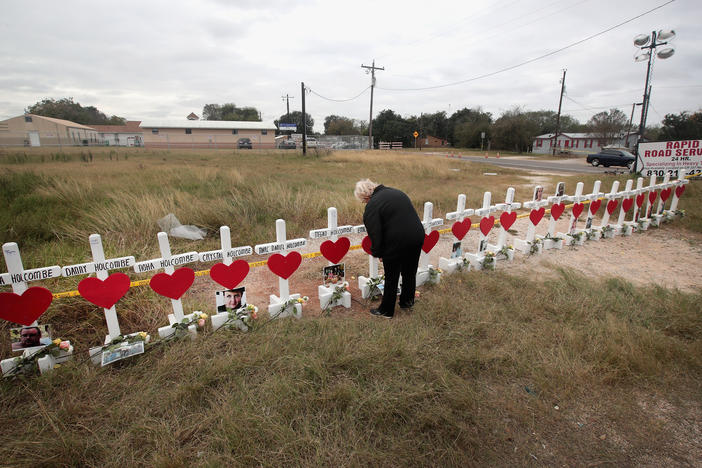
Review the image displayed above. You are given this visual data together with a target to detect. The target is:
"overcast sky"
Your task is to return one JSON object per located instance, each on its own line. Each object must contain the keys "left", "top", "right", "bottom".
{"left": 1, "top": 0, "right": 700, "bottom": 133}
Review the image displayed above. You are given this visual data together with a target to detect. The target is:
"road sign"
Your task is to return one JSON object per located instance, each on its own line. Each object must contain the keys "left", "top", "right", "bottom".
{"left": 413, "top": 131, "right": 418, "bottom": 138}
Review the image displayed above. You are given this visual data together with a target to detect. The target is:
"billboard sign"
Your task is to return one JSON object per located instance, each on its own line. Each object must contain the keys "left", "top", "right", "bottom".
{"left": 639, "top": 139, "right": 702, "bottom": 178}
{"left": 279, "top": 123, "right": 297, "bottom": 132}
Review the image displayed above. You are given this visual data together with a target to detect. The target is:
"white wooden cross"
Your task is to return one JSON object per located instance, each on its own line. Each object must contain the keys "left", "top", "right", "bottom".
{"left": 254, "top": 219, "right": 307, "bottom": 319}
{"left": 310, "top": 207, "right": 352, "bottom": 310}
{"left": 416, "top": 201, "right": 444, "bottom": 285}
{"left": 652, "top": 173, "right": 673, "bottom": 223}
{"left": 596, "top": 180, "right": 621, "bottom": 237}
{"left": 613, "top": 179, "right": 636, "bottom": 236}
{"left": 0, "top": 243, "right": 71, "bottom": 376}
{"left": 201, "top": 226, "right": 254, "bottom": 331}
{"left": 514, "top": 186, "right": 550, "bottom": 255}
{"left": 487, "top": 187, "right": 520, "bottom": 260}
{"left": 630, "top": 177, "right": 646, "bottom": 229}
{"left": 438, "top": 194, "right": 474, "bottom": 274}
{"left": 353, "top": 223, "right": 382, "bottom": 299}
{"left": 62, "top": 234, "right": 136, "bottom": 343}
{"left": 465, "top": 192, "right": 498, "bottom": 269}
{"left": 668, "top": 173, "right": 689, "bottom": 213}
{"left": 560, "top": 182, "right": 587, "bottom": 241}
{"left": 583, "top": 180, "right": 604, "bottom": 241}
{"left": 642, "top": 175, "right": 657, "bottom": 221}
{"left": 133, "top": 232, "right": 199, "bottom": 337}
{"left": 538, "top": 182, "right": 567, "bottom": 250}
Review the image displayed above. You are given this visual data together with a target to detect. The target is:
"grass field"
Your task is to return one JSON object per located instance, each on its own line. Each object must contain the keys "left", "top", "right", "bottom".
{"left": 0, "top": 147, "right": 700, "bottom": 467}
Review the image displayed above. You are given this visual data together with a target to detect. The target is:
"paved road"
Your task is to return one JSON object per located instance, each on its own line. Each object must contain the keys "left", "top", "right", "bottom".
{"left": 423, "top": 152, "right": 631, "bottom": 175}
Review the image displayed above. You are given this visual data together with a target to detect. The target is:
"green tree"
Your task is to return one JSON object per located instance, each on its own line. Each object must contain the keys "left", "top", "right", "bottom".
{"left": 491, "top": 107, "right": 540, "bottom": 152}
{"left": 202, "top": 103, "right": 260, "bottom": 121}
{"left": 659, "top": 111, "right": 702, "bottom": 141}
{"left": 448, "top": 107, "right": 493, "bottom": 148}
{"left": 275, "top": 111, "right": 314, "bottom": 134}
{"left": 372, "top": 110, "right": 413, "bottom": 147}
{"left": 587, "top": 108, "right": 628, "bottom": 144}
{"left": 324, "top": 115, "right": 362, "bottom": 135}
{"left": 25, "top": 97, "right": 125, "bottom": 125}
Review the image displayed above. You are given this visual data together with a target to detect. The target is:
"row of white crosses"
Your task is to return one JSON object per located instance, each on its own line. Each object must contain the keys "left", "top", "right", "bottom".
{"left": 0, "top": 175, "right": 689, "bottom": 374}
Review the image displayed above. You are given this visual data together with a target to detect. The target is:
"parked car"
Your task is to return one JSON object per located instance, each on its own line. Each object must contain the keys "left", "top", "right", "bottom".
{"left": 237, "top": 138, "right": 252, "bottom": 149}
{"left": 586, "top": 148, "right": 636, "bottom": 170}
{"left": 278, "top": 140, "right": 296, "bottom": 149}
{"left": 305, "top": 137, "right": 319, "bottom": 148}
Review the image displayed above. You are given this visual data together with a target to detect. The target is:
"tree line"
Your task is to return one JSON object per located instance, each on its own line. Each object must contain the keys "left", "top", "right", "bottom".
{"left": 24, "top": 98, "right": 701, "bottom": 149}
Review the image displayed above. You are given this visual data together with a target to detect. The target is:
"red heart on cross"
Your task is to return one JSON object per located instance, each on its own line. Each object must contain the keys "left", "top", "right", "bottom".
{"left": 635, "top": 193, "right": 645, "bottom": 208}
{"left": 499, "top": 212, "right": 517, "bottom": 231}
{"left": 648, "top": 191, "right": 658, "bottom": 204}
{"left": 149, "top": 267, "right": 194, "bottom": 300}
{"left": 320, "top": 237, "right": 350, "bottom": 264}
{"left": 479, "top": 216, "right": 495, "bottom": 236}
{"left": 622, "top": 198, "right": 634, "bottom": 213}
{"left": 451, "top": 219, "right": 471, "bottom": 240}
{"left": 550, "top": 203, "right": 565, "bottom": 221}
{"left": 0, "top": 287, "right": 54, "bottom": 326}
{"left": 210, "top": 259, "right": 250, "bottom": 290}
{"left": 589, "top": 199, "right": 602, "bottom": 215}
{"left": 606, "top": 199, "right": 619, "bottom": 215}
{"left": 422, "top": 230, "right": 440, "bottom": 253}
{"left": 529, "top": 207, "right": 545, "bottom": 226}
{"left": 660, "top": 188, "right": 672, "bottom": 202}
{"left": 78, "top": 273, "right": 131, "bottom": 309}
{"left": 267, "top": 251, "right": 302, "bottom": 280}
{"left": 675, "top": 185, "right": 685, "bottom": 198}
{"left": 361, "top": 236, "right": 373, "bottom": 256}
{"left": 572, "top": 203, "right": 584, "bottom": 219}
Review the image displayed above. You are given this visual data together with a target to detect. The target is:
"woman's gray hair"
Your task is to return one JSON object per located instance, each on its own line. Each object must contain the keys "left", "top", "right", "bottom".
{"left": 354, "top": 179, "right": 379, "bottom": 202}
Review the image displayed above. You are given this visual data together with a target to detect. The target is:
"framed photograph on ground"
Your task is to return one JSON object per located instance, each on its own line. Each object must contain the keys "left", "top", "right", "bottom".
{"left": 101, "top": 341, "right": 144, "bottom": 367}
{"left": 323, "top": 263, "right": 345, "bottom": 286}
{"left": 216, "top": 287, "right": 247, "bottom": 312}
{"left": 10, "top": 324, "right": 52, "bottom": 352}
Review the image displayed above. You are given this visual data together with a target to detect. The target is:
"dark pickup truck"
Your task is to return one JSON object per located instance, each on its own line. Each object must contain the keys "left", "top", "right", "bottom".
{"left": 586, "top": 148, "right": 636, "bottom": 170}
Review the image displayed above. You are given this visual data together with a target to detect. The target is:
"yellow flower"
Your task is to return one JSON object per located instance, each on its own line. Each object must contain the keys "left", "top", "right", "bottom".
{"left": 52, "top": 338, "right": 62, "bottom": 346}
{"left": 138, "top": 332, "right": 147, "bottom": 339}
{"left": 200, "top": 313, "right": 208, "bottom": 320}
{"left": 297, "top": 298, "right": 304, "bottom": 303}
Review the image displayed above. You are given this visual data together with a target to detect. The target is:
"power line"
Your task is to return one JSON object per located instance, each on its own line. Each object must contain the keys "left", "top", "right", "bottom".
{"left": 307, "top": 86, "right": 370, "bottom": 103}
{"left": 376, "top": 0, "right": 675, "bottom": 92}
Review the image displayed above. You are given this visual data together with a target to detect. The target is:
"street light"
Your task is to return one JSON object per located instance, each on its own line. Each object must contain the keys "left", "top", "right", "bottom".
{"left": 633, "top": 29, "right": 676, "bottom": 172}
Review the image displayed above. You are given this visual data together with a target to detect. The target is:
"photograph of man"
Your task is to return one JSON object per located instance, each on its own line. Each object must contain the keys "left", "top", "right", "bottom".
{"left": 11, "top": 325, "right": 51, "bottom": 351}
{"left": 216, "top": 287, "right": 246, "bottom": 312}
{"left": 556, "top": 182, "right": 565, "bottom": 197}
{"left": 355, "top": 179, "right": 425, "bottom": 319}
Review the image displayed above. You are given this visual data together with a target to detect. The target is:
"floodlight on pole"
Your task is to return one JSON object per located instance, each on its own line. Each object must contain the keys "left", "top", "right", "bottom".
{"left": 632, "top": 28, "right": 675, "bottom": 172}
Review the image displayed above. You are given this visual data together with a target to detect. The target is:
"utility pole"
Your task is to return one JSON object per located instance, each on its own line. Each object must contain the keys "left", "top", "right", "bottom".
{"left": 361, "top": 60, "right": 384, "bottom": 150}
{"left": 281, "top": 94, "right": 294, "bottom": 116}
{"left": 301, "top": 82, "right": 307, "bottom": 155}
{"left": 552, "top": 69, "right": 566, "bottom": 156}
{"left": 625, "top": 102, "right": 643, "bottom": 148}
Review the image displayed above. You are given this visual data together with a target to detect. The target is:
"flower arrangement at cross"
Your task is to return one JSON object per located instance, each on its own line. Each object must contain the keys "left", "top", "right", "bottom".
{"left": 221, "top": 304, "right": 259, "bottom": 331}
{"left": 497, "top": 244, "right": 514, "bottom": 260}
{"left": 172, "top": 312, "right": 209, "bottom": 333}
{"left": 322, "top": 283, "right": 349, "bottom": 316}
{"left": 427, "top": 266, "right": 443, "bottom": 282}
{"left": 103, "top": 332, "right": 149, "bottom": 351}
{"left": 543, "top": 232, "right": 563, "bottom": 242}
{"left": 601, "top": 224, "right": 614, "bottom": 236}
{"left": 528, "top": 238, "right": 542, "bottom": 256}
{"left": 275, "top": 295, "right": 309, "bottom": 319}
{"left": 481, "top": 251, "right": 496, "bottom": 270}
{"left": 366, "top": 275, "right": 384, "bottom": 300}
{"left": 571, "top": 231, "right": 584, "bottom": 243}
{"left": 6, "top": 338, "right": 72, "bottom": 378}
